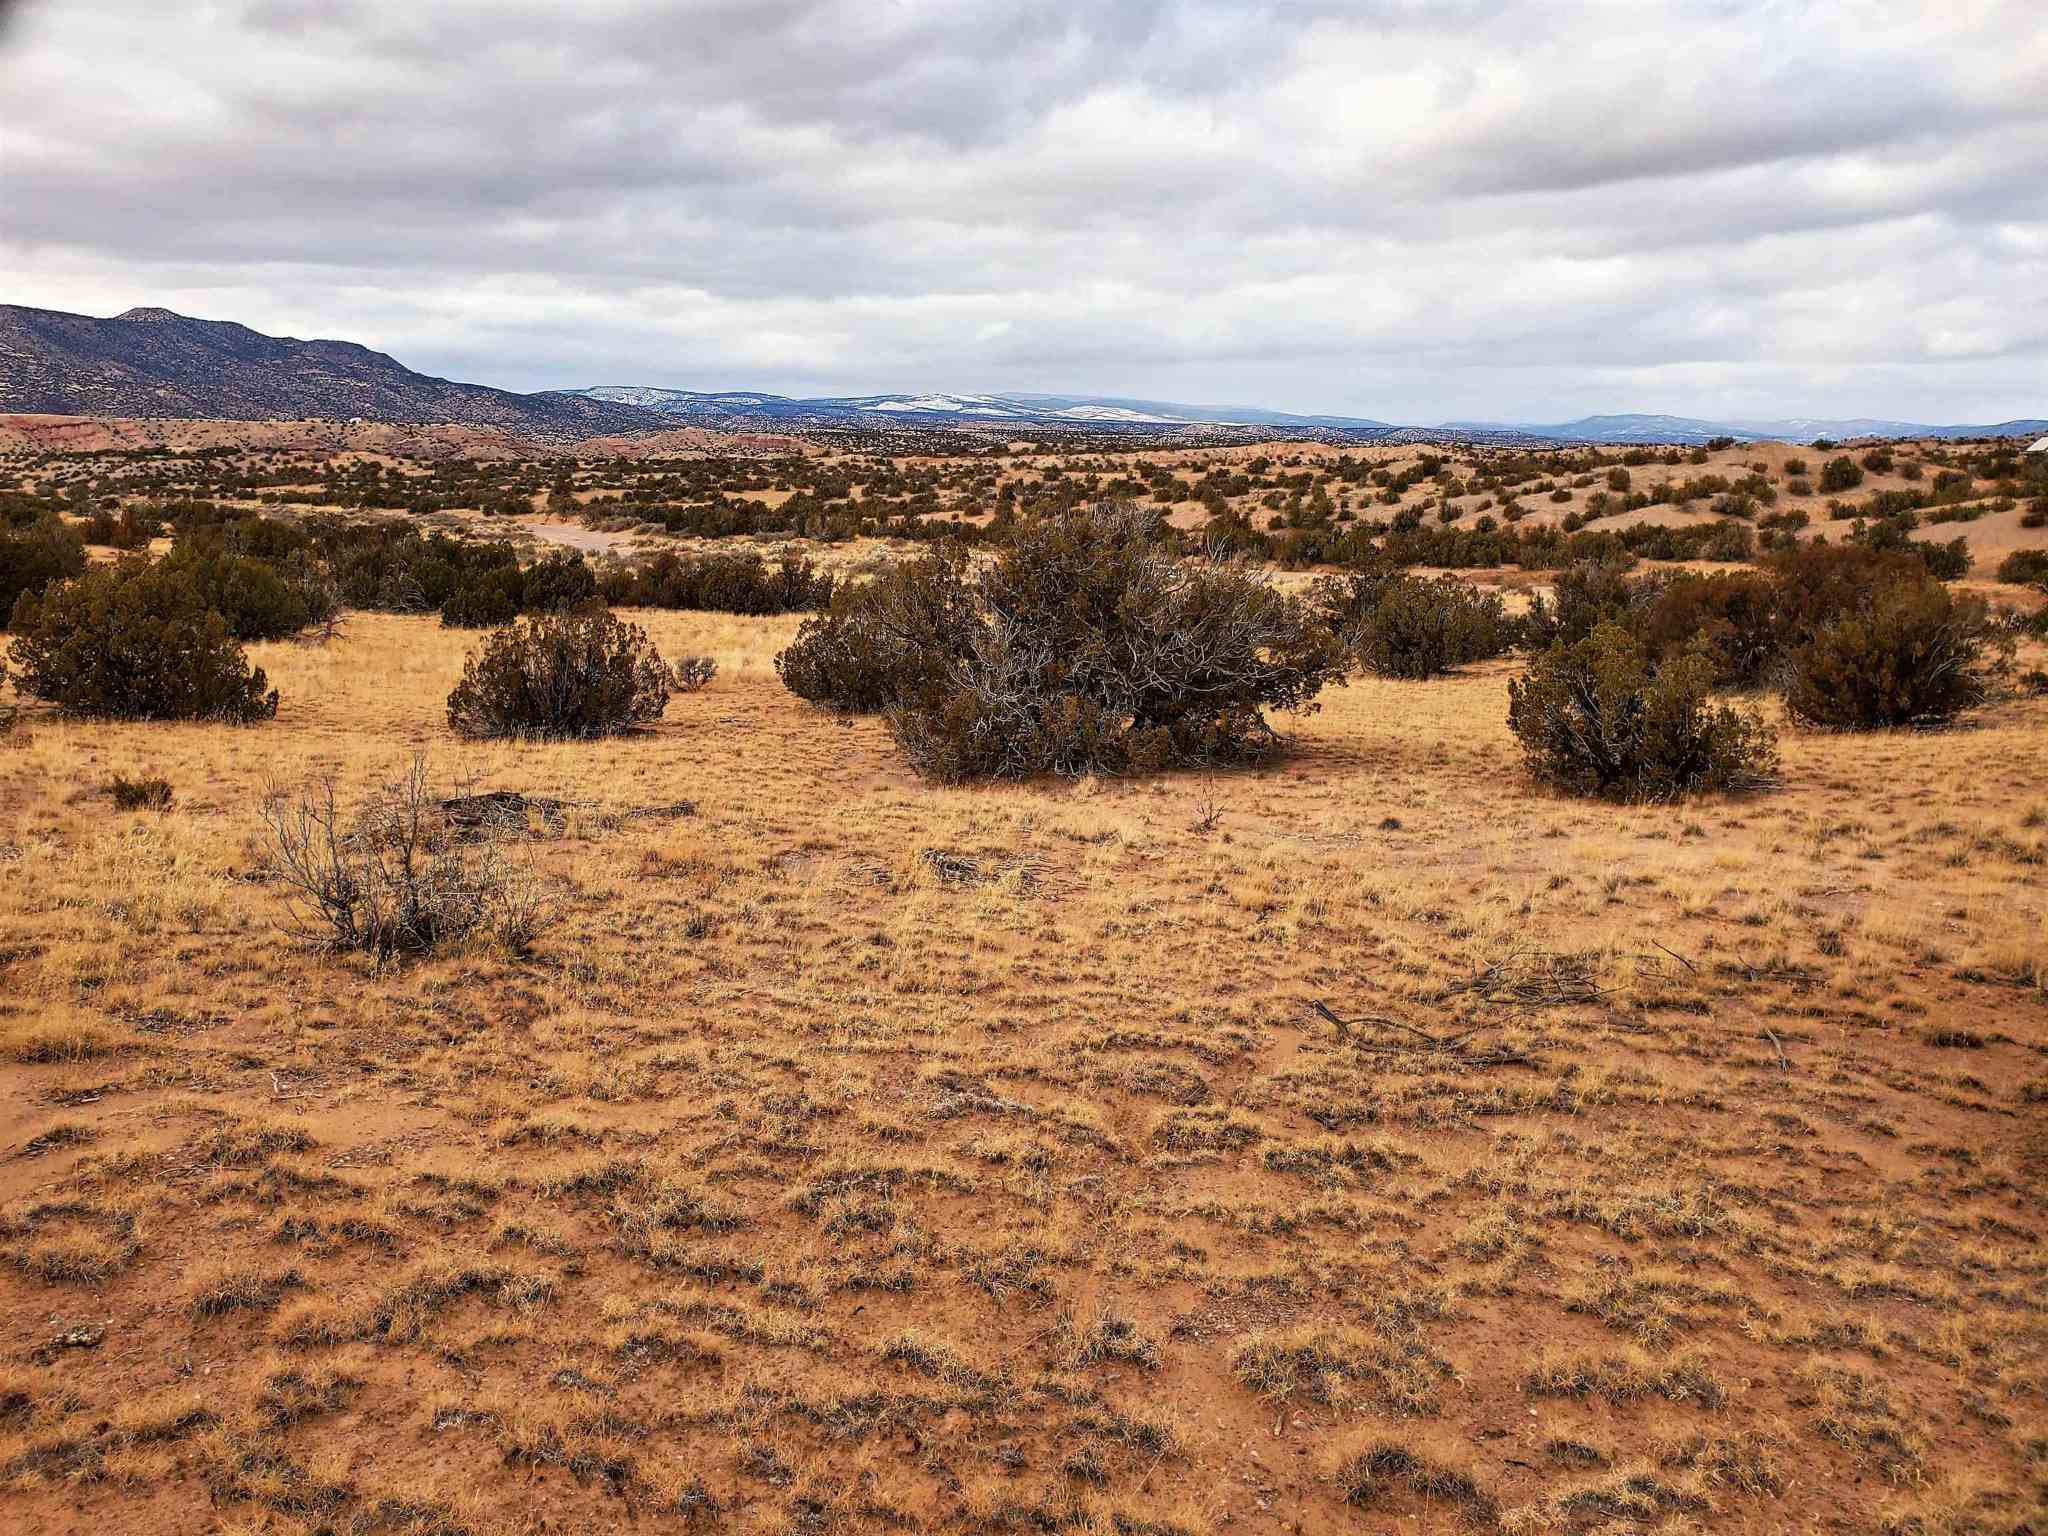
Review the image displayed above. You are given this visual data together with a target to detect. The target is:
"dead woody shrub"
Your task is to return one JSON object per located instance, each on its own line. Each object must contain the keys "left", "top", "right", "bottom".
{"left": 257, "top": 755, "right": 557, "bottom": 960}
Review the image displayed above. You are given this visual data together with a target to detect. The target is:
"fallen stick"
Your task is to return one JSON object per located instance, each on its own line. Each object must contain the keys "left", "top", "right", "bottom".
{"left": 1651, "top": 940, "right": 1697, "bottom": 974}
{"left": 1310, "top": 1001, "right": 1535, "bottom": 1066}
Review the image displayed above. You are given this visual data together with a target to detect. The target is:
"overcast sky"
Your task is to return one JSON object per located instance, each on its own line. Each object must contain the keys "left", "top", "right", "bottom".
{"left": 2, "top": 0, "right": 2043, "bottom": 423}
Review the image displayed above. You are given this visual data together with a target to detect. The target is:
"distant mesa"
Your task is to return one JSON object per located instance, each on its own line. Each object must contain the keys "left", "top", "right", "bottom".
{"left": 1431, "top": 411, "right": 2048, "bottom": 446}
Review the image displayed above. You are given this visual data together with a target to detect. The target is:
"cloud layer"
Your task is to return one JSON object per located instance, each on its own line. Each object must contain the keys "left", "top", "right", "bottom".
{"left": 3, "top": 0, "right": 2044, "bottom": 421}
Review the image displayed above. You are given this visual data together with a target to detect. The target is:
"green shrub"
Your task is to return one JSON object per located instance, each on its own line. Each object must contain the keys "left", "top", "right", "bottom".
{"left": 446, "top": 605, "right": 707, "bottom": 740}
{"left": 1702, "top": 519, "right": 1756, "bottom": 562}
{"left": 1782, "top": 578, "right": 1995, "bottom": 729}
{"left": 163, "top": 546, "right": 336, "bottom": 641}
{"left": 80, "top": 506, "right": 163, "bottom": 550}
{"left": 1819, "top": 457, "right": 1864, "bottom": 494}
{"left": 7, "top": 559, "right": 278, "bottom": 722}
{"left": 1523, "top": 561, "right": 1639, "bottom": 648}
{"left": 1313, "top": 572, "right": 1512, "bottom": 679}
{"left": 909, "top": 509, "right": 1341, "bottom": 780}
{"left": 1996, "top": 549, "right": 2048, "bottom": 586}
{"left": 423, "top": 548, "right": 598, "bottom": 626}
{"left": 517, "top": 551, "right": 599, "bottom": 614}
{"left": 605, "top": 549, "right": 834, "bottom": 614}
{"left": 324, "top": 523, "right": 505, "bottom": 613}
{"left": 440, "top": 566, "right": 524, "bottom": 628}
{"left": 1848, "top": 517, "right": 1972, "bottom": 579}
{"left": 1507, "top": 624, "right": 1777, "bottom": 800}
{"left": 1764, "top": 542, "right": 1933, "bottom": 644}
{"left": 776, "top": 548, "right": 979, "bottom": 712}
{"left": 1631, "top": 570, "right": 1780, "bottom": 687}
{"left": 0, "top": 516, "right": 88, "bottom": 629}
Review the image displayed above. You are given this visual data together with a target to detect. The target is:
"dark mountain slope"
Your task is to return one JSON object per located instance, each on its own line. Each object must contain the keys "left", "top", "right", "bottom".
{"left": 0, "top": 305, "right": 660, "bottom": 436}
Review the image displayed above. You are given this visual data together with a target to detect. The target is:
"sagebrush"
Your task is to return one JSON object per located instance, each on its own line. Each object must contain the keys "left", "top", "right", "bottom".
{"left": 446, "top": 605, "right": 710, "bottom": 740}
{"left": 1507, "top": 623, "right": 1777, "bottom": 800}
{"left": 1311, "top": 571, "right": 1514, "bottom": 679}
{"left": 1782, "top": 577, "right": 1997, "bottom": 729}
{"left": 781, "top": 504, "right": 1344, "bottom": 780}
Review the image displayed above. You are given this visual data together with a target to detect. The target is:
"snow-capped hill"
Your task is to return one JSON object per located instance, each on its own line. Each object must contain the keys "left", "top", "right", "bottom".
{"left": 578, "top": 386, "right": 793, "bottom": 409}
{"left": 1040, "top": 403, "right": 1186, "bottom": 423}
{"left": 856, "top": 394, "right": 1037, "bottom": 416}
{"left": 1726, "top": 417, "right": 1927, "bottom": 440}
{"left": 1556, "top": 415, "right": 1759, "bottom": 442}
{"left": 561, "top": 385, "right": 1394, "bottom": 430}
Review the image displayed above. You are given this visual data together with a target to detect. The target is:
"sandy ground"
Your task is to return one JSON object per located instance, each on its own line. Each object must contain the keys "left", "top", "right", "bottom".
{"left": 2, "top": 610, "right": 2044, "bottom": 1536}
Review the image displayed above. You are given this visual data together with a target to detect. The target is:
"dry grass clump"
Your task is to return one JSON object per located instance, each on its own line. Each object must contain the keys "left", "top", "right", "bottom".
{"left": 1330, "top": 1432, "right": 1499, "bottom": 1524}
{"left": 1522, "top": 1345, "right": 1728, "bottom": 1408}
{"left": 0, "top": 1199, "right": 143, "bottom": 1285}
{"left": 1233, "top": 1322, "right": 1447, "bottom": 1414}
{"left": 106, "top": 771, "right": 173, "bottom": 810}
{"left": 0, "top": 1008, "right": 138, "bottom": 1064}
{"left": 1801, "top": 1361, "right": 1929, "bottom": 1478}
{"left": 1052, "top": 1310, "right": 1161, "bottom": 1371}
{"left": 188, "top": 1260, "right": 305, "bottom": 1318}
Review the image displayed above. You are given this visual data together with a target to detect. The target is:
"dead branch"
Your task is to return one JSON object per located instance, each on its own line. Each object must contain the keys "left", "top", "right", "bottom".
{"left": 1310, "top": 1001, "right": 1536, "bottom": 1067}
{"left": 1651, "top": 940, "right": 1698, "bottom": 974}
{"left": 1726, "top": 954, "right": 1823, "bottom": 986}
{"left": 1436, "top": 946, "right": 1616, "bottom": 1009}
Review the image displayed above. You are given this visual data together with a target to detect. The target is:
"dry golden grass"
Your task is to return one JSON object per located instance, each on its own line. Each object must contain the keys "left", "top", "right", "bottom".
{"left": 2, "top": 606, "right": 2046, "bottom": 1535}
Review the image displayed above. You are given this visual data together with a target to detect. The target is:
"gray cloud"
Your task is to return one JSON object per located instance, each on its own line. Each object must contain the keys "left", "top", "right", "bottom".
{"left": 1, "top": 0, "right": 2043, "bottom": 421}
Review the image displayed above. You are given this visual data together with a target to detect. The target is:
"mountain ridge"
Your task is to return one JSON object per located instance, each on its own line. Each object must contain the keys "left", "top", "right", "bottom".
{"left": 568, "top": 384, "right": 1396, "bottom": 430}
{"left": 3, "top": 304, "right": 2039, "bottom": 446}
{"left": 577, "top": 391, "right": 2047, "bottom": 444}
{"left": 0, "top": 304, "right": 664, "bottom": 437}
